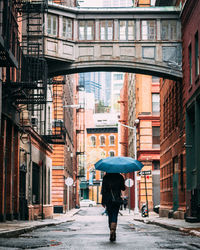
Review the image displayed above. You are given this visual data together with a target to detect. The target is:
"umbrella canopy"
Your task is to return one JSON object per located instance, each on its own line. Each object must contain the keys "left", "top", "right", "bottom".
{"left": 94, "top": 156, "right": 144, "bottom": 173}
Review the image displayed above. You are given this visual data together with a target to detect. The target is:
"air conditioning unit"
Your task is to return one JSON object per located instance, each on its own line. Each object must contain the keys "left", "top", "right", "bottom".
{"left": 31, "top": 116, "right": 38, "bottom": 127}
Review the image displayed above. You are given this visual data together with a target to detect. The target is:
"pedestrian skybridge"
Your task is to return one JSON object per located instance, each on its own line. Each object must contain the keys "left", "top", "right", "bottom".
{"left": 45, "top": 4, "right": 182, "bottom": 79}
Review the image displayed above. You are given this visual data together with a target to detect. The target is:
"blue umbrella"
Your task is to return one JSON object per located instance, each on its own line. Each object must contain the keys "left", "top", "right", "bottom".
{"left": 94, "top": 156, "right": 144, "bottom": 173}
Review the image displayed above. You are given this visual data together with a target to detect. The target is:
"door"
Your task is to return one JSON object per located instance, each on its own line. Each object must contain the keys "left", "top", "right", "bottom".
{"left": 173, "top": 157, "right": 179, "bottom": 211}
{"left": 19, "top": 165, "right": 28, "bottom": 220}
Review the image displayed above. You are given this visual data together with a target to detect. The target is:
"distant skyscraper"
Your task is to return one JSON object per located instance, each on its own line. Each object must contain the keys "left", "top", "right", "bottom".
{"left": 79, "top": 72, "right": 102, "bottom": 102}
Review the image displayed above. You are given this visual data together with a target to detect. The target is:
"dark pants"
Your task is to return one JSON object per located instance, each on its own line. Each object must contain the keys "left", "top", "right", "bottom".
{"left": 106, "top": 204, "right": 120, "bottom": 227}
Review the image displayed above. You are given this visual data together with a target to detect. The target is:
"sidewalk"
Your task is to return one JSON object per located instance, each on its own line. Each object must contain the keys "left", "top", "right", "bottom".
{"left": 0, "top": 209, "right": 80, "bottom": 238}
{"left": 121, "top": 209, "right": 200, "bottom": 237}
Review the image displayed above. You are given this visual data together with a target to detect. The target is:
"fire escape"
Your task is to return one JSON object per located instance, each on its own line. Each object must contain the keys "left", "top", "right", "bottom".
{"left": 11, "top": 0, "right": 66, "bottom": 144}
{"left": 76, "top": 80, "right": 86, "bottom": 179}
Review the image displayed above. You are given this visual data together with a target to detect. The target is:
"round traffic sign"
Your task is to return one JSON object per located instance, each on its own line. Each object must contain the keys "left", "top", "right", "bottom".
{"left": 125, "top": 178, "right": 134, "bottom": 187}
{"left": 65, "top": 177, "right": 73, "bottom": 186}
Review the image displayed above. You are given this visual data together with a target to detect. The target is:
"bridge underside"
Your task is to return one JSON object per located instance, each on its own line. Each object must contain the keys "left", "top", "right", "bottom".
{"left": 47, "top": 59, "right": 182, "bottom": 80}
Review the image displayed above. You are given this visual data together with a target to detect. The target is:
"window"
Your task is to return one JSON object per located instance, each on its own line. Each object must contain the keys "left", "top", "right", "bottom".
{"left": 195, "top": 32, "right": 199, "bottom": 77}
{"left": 63, "top": 17, "right": 72, "bottom": 39}
{"left": 141, "top": 20, "right": 156, "bottom": 40}
{"left": 100, "top": 135, "right": 106, "bottom": 146}
{"left": 109, "top": 151, "right": 115, "bottom": 157}
{"left": 153, "top": 161, "right": 160, "bottom": 170}
{"left": 79, "top": 20, "right": 94, "bottom": 40}
{"left": 47, "top": 14, "right": 58, "bottom": 36}
{"left": 152, "top": 76, "right": 160, "bottom": 83}
{"left": 152, "top": 126, "right": 160, "bottom": 148}
{"left": 100, "top": 20, "right": 113, "bottom": 40}
{"left": 189, "top": 44, "right": 192, "bottom": 84}
{"left": 161, "top": 20, "right": 177, "bottom": 40}
{"left": 152, "top": 93, "right": 160, "bottom": 115}
{"left": 90, "top": 136, "right": 96, "bottom": 147}
{"left": 113, "top": 73, "right": 123, "bottom": 80}
{"left": 119, "top": 20, "right": 135, "bottom": 40}
{"left": 109, "top": 135, "right": 115, "bottom": 145}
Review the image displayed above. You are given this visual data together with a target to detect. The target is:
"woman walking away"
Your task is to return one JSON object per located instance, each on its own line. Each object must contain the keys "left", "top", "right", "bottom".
{"left": 101, "top": 173, "right": 125, "bottom": 242}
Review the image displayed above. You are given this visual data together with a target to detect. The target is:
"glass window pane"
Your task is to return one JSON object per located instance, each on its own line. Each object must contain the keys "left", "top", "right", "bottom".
{"left": 142, "top": 20, "right": 156, "bottom": 40}
{"left": 170, "top": 21, "right": 177, "bottom": 40}
{"left": 53, "top": 16, "right": 57, "bottom": 36}
{"left": 128, "top": 21, "right": 135, "bottom": 40}
{"left": 152, "top": 93, "right": 160, "bottom": 114}
{"left": 152, "top": 126, "right": 160, "bottom": 148}
{"left": 87, "top": 21, "right": 94, "bottom": 40}
{"left": 47, "top": 15, "right": 51, "bottom": 34}
{"left": 100, "top": 21, "right": 106, "bottom": 40}
{"left": 67, "top": 19, "right": 72, "bottom": 39}
{"left": 79, "top": 21, "right": 85, "bottom": 40}
{"left": 107, "top": 21, "right": 113, "bottom": 40}
{"left": 63, "top": 18, "right": 66, "bottom": 37}
{"left": 119, "top": 21, "right": 126, "bottom": 40}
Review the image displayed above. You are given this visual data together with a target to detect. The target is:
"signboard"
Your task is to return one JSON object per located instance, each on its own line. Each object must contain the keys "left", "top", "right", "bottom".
{"left": 125, "top": 178, "right": 134, "bottom": 187}
{"left": 65, "top": 177, "right": 73, "bottom": 186}
{"left": 142, "top": 170, "right": 152, "bottom": 175}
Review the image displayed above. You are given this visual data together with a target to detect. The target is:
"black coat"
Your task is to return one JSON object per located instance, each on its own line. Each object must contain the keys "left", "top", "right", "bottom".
{"left": 101, "top": 173, "right": 125, "bottom": 206}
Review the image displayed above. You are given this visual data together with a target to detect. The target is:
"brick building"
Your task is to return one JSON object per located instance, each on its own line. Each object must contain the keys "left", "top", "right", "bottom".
{"left": 85, "top": 127, "right": 118, "bottom": 204}
{"left": 181, "top": 0, "right": 200, "bottom": 221}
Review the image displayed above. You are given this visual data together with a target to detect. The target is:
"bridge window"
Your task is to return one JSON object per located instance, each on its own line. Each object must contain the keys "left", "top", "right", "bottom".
{"left": 100, "top": 20, "right": 113, "bottom": 40}
{"left": 119, "top": 20, "right": 135, "bottom": 40}
{"left": 47, "top": 14, "right": 58, "bottom": 36}
{"left": 79, "top": 20, "right": 94, "bottom": 40}
{"left": 141, "top": 20, "right": 156, "bottom": 40}
{"left": 161, "top": 20, "right": 177, "bottom": 40}
{"left": 62, "top": 17, "right": 72, "bottom": 39}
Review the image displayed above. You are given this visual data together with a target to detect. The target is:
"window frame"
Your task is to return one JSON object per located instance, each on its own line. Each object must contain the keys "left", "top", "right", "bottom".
{"left": 99, "top": 135, "right": 106, "bottom": 146}
{"left": 100, "top": 20, "right": 113, "bottom": 41}
{"left": 90, "top": 135, "right": 96, "bottom": 147}
{"left": 152, "top": 93, "right": 160, "bottom": 115}
{"left": 109, "top": 150, "right": 115, "bottom": 157}
{"left": 141, "top": 20, "right": 156, "bottom": 40}
{"left": 79, "top": 20, "right": 95, "bottom": 41}
{"left": 161, "top": 20, "right": 177, "bottom": 41}
{"left": 152, "top": 126, "right": 160, "bottom": 149}
{"left": 109, "top": 135, "right": 115, "bottom": 145}
{"left": 62, "top": 17, "right": 73, "bottom": 40}
{"left": 47, "top": 14, "right": 58, "bottom": 36}
{"left": 119, "top": 20, "right": 135, "bottom": 41}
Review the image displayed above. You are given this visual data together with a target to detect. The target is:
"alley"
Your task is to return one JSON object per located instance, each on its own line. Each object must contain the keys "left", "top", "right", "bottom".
{"left": 0, "top": 207, "right": 200, "bottom": 250}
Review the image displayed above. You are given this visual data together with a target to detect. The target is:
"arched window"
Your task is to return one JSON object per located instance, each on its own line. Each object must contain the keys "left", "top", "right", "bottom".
{"left": 90, "top": 136, "right": 96, "bottom": 147}
{"left": 109, "top": 135, "right": 115, "bottom": 145}
{"left": 109, "top": 151, "right": 115, "bottom": 157}
{"left": 100, "top": 135, "right": 106, "bottom": 146}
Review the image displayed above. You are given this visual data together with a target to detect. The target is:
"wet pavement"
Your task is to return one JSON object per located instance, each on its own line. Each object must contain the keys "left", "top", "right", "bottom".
{"left": 0, "top": 207, "right": 200, "bottom": 249}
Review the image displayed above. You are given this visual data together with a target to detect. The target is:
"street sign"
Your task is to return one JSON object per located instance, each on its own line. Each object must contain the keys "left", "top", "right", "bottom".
{"left": 65, "top": 177, "right": 73, "bottom": 186}
{"left": 142, "top": 170, "right": 152, "bottom": 175}
{"left": 125, "top": 178, "right": 134, "bottom": 187}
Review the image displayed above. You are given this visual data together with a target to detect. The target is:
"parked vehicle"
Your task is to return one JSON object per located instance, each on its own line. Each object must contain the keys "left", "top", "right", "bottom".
{"left": 80, "top": 199, "right": 97, "bottom": 207}
{"left": 141, "top": 204, "right": 148, "bottom": 217}
{"left": 153, "top": 204, "right": 160, "bottom": 214}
